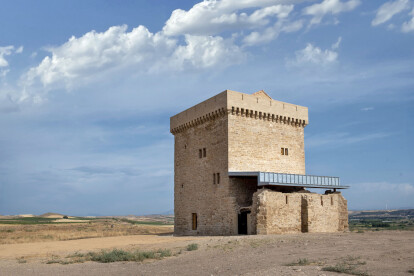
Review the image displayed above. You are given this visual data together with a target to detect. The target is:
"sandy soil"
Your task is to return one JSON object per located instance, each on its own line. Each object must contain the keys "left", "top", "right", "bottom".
{"left": 0, "top": 231, "right": 413, "bottom": 275}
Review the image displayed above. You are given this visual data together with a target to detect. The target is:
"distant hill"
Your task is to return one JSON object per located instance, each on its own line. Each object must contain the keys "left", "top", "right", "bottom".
{"left": 349, "top": 209, "right": 414, "bottom": 220}
{"left": 39, "top": 212, "right": 67, "bottom": 218}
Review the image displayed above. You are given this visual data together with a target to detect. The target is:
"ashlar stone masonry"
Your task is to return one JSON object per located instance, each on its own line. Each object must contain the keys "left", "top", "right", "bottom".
{"left": 170, "top": 89, "right": 348, "bottom": 235}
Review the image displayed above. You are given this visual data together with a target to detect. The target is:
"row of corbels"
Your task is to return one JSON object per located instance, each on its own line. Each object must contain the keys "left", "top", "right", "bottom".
{"left": 229, "top": 106, "right": 307, "bottom": 127}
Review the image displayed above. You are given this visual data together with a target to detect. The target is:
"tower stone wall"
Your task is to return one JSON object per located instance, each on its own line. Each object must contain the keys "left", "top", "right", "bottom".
{"left": 171, "top": 89, "right": 348, "bottom": 236}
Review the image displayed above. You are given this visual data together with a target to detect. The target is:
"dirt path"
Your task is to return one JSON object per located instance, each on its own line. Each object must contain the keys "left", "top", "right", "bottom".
{"left": 0, "top": 231, "right": 413, "bottom": 275}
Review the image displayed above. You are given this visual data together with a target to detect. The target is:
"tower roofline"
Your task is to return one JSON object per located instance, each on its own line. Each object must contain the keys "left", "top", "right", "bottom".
{"left": 170, "top": 89, "right": 308, "bottom": 134}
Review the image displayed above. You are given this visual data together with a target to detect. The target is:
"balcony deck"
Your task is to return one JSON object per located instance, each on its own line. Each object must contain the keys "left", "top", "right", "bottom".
{"left": 228, "top": 171, "right": 349, "bottom": 189}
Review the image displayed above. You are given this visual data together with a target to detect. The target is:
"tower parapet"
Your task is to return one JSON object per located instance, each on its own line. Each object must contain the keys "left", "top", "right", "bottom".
{"left": 170, "top": 90, "right": 308, "bottom": 135}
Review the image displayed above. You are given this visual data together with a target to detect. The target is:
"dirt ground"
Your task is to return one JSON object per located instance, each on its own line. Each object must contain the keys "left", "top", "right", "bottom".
{"left": 0, "top": 231, "right": 413, "bottom": 275}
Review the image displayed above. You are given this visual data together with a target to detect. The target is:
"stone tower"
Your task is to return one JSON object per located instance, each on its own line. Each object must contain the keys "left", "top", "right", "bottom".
{"left": 170, "top": 90, "right": 348, "bottom": 235}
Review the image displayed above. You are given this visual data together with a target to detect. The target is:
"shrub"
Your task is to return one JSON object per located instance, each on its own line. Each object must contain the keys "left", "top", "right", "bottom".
{"left": 285, "top": 258, "right": 311, "bottom": 266}
{"left": 187, "top": 243, "right": 199, "bottom": 251}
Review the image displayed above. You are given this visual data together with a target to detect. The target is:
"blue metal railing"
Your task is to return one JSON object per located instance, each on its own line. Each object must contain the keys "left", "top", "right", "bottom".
{"left": 259, "top": 172, "right": 340, "bottom": 187}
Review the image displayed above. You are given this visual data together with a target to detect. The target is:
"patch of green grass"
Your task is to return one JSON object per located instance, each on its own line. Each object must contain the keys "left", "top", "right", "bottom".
{"left": 119, "top": 218, "right": 173, "bottom": 226}
{"left": 322, "top": 256, "right": 368, "bottom": 276}
{"left": 48, "top": 248, "right": 173, "bottom": 264}
{"left": 186, "top": 243, "right": 199, "bottom": 251}
{"left": 17, "top": 257, "right": 27, "bottom": 264}
{"left": 0, "top": 229, "right": 15, "bottom": 233}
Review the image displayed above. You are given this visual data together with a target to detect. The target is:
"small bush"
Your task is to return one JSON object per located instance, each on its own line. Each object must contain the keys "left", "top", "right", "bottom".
{"left": 62, "top": 248, "right": 173, "bottom": 264}
{"left": 322, "top": 256, "right": 368, "bottom": 276}
{"left": 89, "top": 249, "right": 135, "bottom": 263}
{"left": 17, "top": 258, "right": 27, "bottom": 264}
{"left": 285, "top": 258, "right": 311, "bottom": 266}
{"left": 187, "top": 243, "right": 199, "bottom": 251}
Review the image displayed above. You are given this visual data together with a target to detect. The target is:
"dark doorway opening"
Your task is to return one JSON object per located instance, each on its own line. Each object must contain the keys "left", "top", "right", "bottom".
{"left": 238, "top": 211, "right": 249, "bottom": 235}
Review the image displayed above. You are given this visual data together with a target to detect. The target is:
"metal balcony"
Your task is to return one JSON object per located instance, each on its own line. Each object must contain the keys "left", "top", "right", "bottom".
{"left": 228, "top": 171, "right": 349, "bottom": 189}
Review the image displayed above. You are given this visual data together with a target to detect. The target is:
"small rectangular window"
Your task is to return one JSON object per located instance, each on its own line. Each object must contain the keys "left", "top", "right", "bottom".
{"left": 199, "top": 149, "right": 202, "bottom": 158}
{"left": 321, "top": 196, "right": 323, "bottom": 206}
{"left": 281, "top": 148, "right": 285, "bottom": 155}
{"left": 203, "top": 148, "right": 206, "bottom": 157}
{"left": 285, "top": 148, "right": 288, "bottom": 155}
{"left": 192, "top": 213, "right": 197, "bottom": 230}
{"left": 217, "top": 173, "right": 220, "bottom": 184}
{"left": 286, "top": 195, "right": 288, "bottom": 204}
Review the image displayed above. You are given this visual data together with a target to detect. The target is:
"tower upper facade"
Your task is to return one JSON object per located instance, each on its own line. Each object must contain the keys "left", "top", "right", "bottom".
{"left": 171, "top": 89, "right": 309, "bottom": 174}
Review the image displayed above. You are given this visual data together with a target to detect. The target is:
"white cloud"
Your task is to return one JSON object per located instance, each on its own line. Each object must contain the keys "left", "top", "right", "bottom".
{"left": 372, "top": 0, "right": 410, "bottom": 26}
{"left": 163, "top": 0, "right": 295, "bottom": 36}
{"left": 289, "top": 43, "right": 338, "bottom": 66}
{"left": 361, "top": 107, "right": 374, "bottom": 111}
{"left": 0, "top": 46, "right": 15, "bottom": 67}
{"left": 0, "top": 45, "right": 23, "bottom": 78}
{"left": 243, "top": 19, "right": 303, "bottom": 46}
{"left": 402, "top": 8, "right": 414, "bottom": 32}
{"left": 20, "top": 24, "right": 245, "bottom": 103}
{"left": 303, "top": 0, "right": 361, "bottom": 25}
{"left": 15, "top": 46, "right": 24, "bottom": 54}
{"left": 24, "top": 25, "right": 176, "bottom": 90}
{"left": 331, "top": 36, "right": 342, "bottom": 49}
{"left": 169, "top": 35, "right": 245, "bottom": 70}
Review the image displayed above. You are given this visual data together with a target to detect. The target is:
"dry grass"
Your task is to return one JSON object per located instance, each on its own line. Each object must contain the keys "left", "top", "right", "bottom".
{"left": 0, "top": 220, "right": 173, "bottom": 244}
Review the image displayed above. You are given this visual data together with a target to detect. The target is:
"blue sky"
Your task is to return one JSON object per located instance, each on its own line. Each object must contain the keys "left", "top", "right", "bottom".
{"left": 0, "top": 0, "right": 413, "bottom": 216}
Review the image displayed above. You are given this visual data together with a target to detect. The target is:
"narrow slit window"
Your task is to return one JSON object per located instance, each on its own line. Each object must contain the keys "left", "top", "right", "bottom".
{"left": 217, "top": 173, "right": 220, "bottom": 184}
{"left": 192, "top": 213, "right": 197, "bottom": 230}
{"left": 321, "top": 196, "right": 323, "bottom": 206}
{"left": 285, "top": 195, "right": 288, "bottom": 204}
{"left": 281, "top": 148, "right": 285, "bottom": 155}
{"left": 285, "top": 148, "right": 289, "bottom": 155}
{"left": 199, "top": 149, "right": 202, "bottom": 158}
{"left": 331, "top": 197, "right": 333, "bottom": 205}
{"left": 213, "top": 173, "right": 216, "bottom": 184}
{"left": 203, "top": 148, "right": 206, "bottom": 157}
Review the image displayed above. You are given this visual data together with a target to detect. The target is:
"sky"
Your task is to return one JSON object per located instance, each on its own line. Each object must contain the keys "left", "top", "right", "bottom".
{"left": 0, "top": 0, "right": 413, "bottom": 216}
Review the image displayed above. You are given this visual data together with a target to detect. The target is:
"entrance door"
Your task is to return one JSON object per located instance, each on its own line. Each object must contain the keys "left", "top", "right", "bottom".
{"left": 238, "top": 212, "right": 248, "bottom": 235}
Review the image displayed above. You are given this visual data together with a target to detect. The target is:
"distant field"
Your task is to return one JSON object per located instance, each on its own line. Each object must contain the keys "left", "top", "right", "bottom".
{"left": 0, "top": 217, "right": 173, "bottom": 244}
{"left": 0, "top": 217, "right": 93, "bottom": 225}
{"left": 348, "top": 209, "right": 414, "bottom": 232}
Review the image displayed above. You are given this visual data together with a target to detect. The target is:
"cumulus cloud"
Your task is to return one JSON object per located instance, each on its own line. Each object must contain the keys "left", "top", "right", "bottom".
{"left": 402, "top": 8, "right": 414, "bottom": 32}
{"left": 243, "top": 19, "right": 303, "bottom": 46}
{"left": 24, "top": 25, "right": 176, "bottom": 90}
{"left": 0, "top": 45, "right": 23, "bottom": 78}
{"left": 163, "top": 0, "right": 295, "bottom": 36}
{"left": 288, "top": 42, "right": 338, "bottom": 66}
{"left": 372, "top": 0, "right": 410, "bottom": 26}
{"left": 13, "top": 0, "right": 365, "bottom": 105}
{"left": 303, "top": 0, "right": 361, "bottom": 25}
{"left": 170, "top": 35, "right": 245, "bottom": 70}
{"left": 0, "top": 46, "right": 15, "bottom": 67}
{"left": 23, "top": 24, "right": 245, "bottom": 95}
